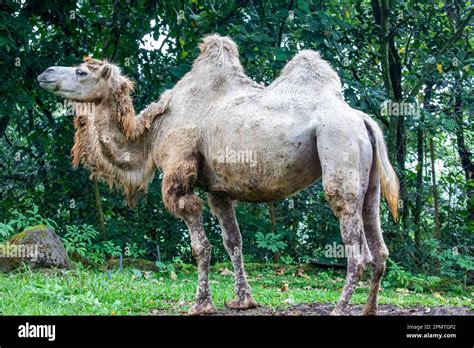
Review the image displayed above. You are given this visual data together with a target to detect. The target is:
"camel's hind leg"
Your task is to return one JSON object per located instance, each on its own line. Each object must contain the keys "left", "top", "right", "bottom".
{"left": 207, "top": 193, "right": 257, "bottom": 310}
{"left": 362, "top": 164, "right": 389, "bottom": 315}
{"left": 317, "top": 132, "right": 373, "bottom": 315}
{"left": 329, "top": 204, "right": 372, "bottom": 315}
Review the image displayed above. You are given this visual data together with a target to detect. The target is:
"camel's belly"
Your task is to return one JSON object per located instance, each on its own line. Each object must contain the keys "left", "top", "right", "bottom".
{"left": 200, "top": 134, "right": 322, "bottom": 202}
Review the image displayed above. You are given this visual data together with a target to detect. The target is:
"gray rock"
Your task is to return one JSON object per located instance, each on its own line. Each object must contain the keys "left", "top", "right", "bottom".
{"left": 0, "top": 225, "right": 71, "bottom": 271}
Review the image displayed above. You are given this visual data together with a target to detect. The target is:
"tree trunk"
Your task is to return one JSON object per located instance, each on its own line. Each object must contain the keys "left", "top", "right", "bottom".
{"left": 268, "top": 202, "right": 280, "bottom": 263}
{"left": 0, "top": 114, "right": 10, "bottom": 138}
{"left": 429, "top": 139, "right": 441, "bottom": 241}
{"left": 396, "top": 115, "right": 408, "bottom": 226}
{"left": 372, "top": 0, "right": 407, "bottom": 226}
{"left": 372, "top": 0, "right": 397, "bottom": 160}
{"left": 453, "top": 80, "right": 474, "bottom": 221}
{"left": 414, "top": 81, "right": 434, "bottom": 247}
{"left": 414, "top": 125, "right": 424, "bottom": 248}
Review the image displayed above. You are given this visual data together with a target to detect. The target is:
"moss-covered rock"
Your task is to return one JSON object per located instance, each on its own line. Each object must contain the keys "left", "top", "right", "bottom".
{"left": 0, "top": 225, "right": 71, "bottom": 272}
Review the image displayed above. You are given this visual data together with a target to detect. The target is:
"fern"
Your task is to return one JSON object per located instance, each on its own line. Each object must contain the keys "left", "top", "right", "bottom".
{"left": 255, "top": 232, "right": 286, "bottom": 253}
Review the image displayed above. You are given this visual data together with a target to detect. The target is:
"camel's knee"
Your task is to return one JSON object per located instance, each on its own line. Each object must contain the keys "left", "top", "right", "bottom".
{"left": 324, "top": 183, "right": 359, "bottom": 218}
{"left": 162, "top": 165, "right": 203, "bottom": 217}
{"left": 164, "top": 193, "right": 203, "bottom": 218}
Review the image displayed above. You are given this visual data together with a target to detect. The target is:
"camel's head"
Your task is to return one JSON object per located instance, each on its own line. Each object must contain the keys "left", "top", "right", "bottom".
{"left": 37, "top": 57, "right": 133, "bottom": 102}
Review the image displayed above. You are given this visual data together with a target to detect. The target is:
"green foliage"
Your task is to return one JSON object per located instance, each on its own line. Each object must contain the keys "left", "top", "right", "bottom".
{"left": 0, "top": 264, "right": 471, "bottom": 315}
{"left": 0, "top": 223, "right": 15, "bottom": 241}
{"left": 0, "top": 0, "right": 472, "bottom": 288}
{"left": 155, "top": 261, "right": 176, "bottom": 274}
{"left": 280, "top": 255, "right": 296, "bottom": 265}
{"left": 383, "top": 259, "right": 460, "bottom": 293}
{"left": 63, "top": 224, "right": 121, "bottom": 265}
{"left": 124, "top": 242, "right": 146, "bottom": 259}
{"left": 3, "top": 206, "right": 58, "bottom": 234}
{"left": 63, "top": 224, "right": 99, "bottom": 258}
{"left": 255, "top": 232, "right": 287, "bottom": 254}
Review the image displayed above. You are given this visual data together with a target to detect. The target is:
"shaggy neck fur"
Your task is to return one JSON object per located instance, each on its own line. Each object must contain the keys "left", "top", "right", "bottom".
{"left": 71, "top": 90, "right": 166, "bottom": 205}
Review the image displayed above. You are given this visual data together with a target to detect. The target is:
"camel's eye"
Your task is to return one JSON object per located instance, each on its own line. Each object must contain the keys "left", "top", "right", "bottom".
{"left": 76, "top": 69, "right": 88, "bottom": 77}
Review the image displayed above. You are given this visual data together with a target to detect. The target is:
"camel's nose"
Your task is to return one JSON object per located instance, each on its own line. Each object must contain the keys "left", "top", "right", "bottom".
{"left": 37, "top": 67, "right": 56, "bottom": 82}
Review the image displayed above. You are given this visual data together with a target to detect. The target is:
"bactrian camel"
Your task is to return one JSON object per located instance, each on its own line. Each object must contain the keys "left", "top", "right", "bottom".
{"left": 37, "top": 35, "right": 399, "bottom": 315}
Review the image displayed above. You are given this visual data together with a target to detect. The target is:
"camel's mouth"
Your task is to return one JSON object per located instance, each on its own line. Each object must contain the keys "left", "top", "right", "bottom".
{"left": 38, "top": 81, "right": 57, "bottom": 85}
{"left": 37, "top": 71, "right": 59, "bottom": 90}
{"left": 38, "top": 81, "right": 59, "bottom": 92}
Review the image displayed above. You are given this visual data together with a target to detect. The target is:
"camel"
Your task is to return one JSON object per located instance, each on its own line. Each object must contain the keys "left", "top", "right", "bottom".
{"left": 37, "top": 35, "right": 399, "bottom": 316}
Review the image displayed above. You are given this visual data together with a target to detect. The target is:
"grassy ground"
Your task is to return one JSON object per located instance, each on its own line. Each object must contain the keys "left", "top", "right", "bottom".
{"left": 0, "top": 263, "right": 472, "bottom": 315}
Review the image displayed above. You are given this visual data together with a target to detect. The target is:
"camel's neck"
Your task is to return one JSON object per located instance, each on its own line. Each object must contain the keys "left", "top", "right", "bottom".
{"left": 71, "top": 98, "right": 159, "bottom": 204}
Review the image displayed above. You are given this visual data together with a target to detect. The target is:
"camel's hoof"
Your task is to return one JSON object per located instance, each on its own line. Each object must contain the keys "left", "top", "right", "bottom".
{"left": 362, "top": 305, "right": 377, "bottom": 316}
{"left": 188, "top": 302, "right": 218, "bottom": 316}
{"left": 224, "top": 296, "right": 258, "bottom": 310}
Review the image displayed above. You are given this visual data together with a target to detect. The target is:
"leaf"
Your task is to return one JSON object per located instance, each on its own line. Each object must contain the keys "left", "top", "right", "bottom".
{"left": 436, "top": 63, "right": 443, "bottom": 73}
{"left": 274, "top": 48, "right": 287, "bottom": 61}
{"left": 280, "top": 282, "right": 289, "bottom": 292}
{"left": 297, "top": 0, "right": 310, "bottom": 14}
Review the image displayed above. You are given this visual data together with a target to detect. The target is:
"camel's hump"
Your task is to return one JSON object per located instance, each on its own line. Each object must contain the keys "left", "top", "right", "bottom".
{"left": 199, "top": 34, "right": 239, "bottom": 57}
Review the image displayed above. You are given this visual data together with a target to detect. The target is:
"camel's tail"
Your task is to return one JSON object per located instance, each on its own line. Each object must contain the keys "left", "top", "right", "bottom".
{"left": 363, "top": 115, "right": 399, "bottom": 222}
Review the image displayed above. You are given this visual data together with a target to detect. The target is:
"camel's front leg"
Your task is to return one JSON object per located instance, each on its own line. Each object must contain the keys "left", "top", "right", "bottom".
{"left": 161, "top": 160, "right": 217, "bottom": 315}
{"left": 182, "top": 213, "right": 216, "bottom": 315}
{"left": 208, "top": 193, "right": 257, "bottom": 310}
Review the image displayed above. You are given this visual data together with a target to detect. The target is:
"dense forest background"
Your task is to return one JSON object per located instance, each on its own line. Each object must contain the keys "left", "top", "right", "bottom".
{"left": 0, "top": 0, "right": 472, "bottom": 284}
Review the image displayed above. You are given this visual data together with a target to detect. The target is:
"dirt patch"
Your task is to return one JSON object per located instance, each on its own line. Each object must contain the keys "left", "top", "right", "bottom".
{"left": 219, "top": 303, "right": 474, "bottom": 316}
{"left": 151, "top": 303, "right": 473, "bottom": 316}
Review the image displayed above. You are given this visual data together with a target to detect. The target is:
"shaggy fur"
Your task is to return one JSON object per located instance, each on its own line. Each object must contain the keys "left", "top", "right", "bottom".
{"left": 43, "top": 57, "right": 171, "bottom": 205}
{"left": 38, "top": 34, "right": 399, "bottom": 316}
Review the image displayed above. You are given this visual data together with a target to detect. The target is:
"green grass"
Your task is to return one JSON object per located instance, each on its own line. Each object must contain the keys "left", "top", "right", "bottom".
{"left": 0, "top": 263, "right": 472, "bottom": 315}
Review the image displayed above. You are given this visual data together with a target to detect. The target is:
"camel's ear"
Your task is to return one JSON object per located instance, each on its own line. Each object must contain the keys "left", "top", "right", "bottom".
{"left": 102, "top": 65, "right": 112, "bottom": 79}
